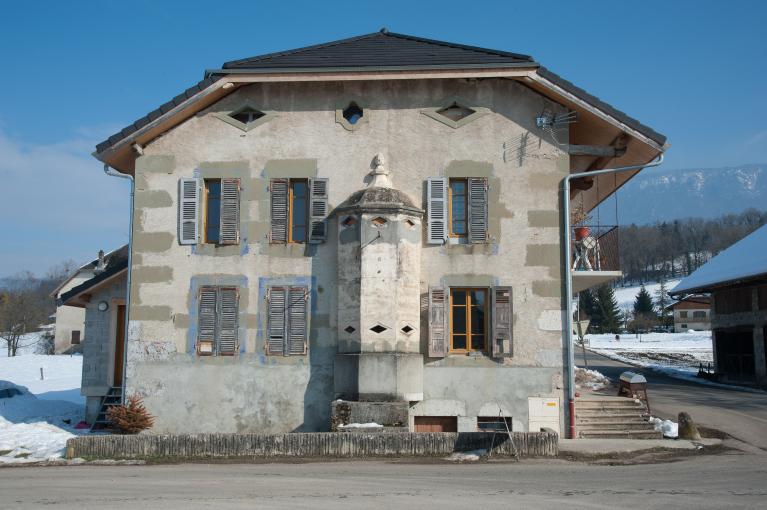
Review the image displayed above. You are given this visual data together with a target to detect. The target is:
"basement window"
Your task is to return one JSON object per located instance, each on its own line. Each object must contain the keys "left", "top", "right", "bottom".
{"left": 477, "top": 416, "right": 512, "bottom": 432}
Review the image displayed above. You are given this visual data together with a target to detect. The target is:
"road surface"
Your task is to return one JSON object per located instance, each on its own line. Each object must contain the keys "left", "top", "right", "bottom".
{"left": 580, "top": 349, "right": 767, "bottom": 450}
{"left": 1, "top": 456, "right": 766, "bottom": 509}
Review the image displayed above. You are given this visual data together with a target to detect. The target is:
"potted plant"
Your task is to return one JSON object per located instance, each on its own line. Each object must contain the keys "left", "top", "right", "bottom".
{"left": 570, "top": 208, "right": 591, "bottom": 240}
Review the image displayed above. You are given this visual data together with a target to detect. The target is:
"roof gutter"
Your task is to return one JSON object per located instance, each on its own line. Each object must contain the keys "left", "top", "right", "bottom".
{"left": 562, "top": 153, "right": 664, "bottom": 439}
{"left": 103, "top": 164, "right": 134, "bottom": 404}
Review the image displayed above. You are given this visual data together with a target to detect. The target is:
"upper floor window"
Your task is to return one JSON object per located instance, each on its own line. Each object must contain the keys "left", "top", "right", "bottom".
{"left": 178, "top": 178, "right": 240, "bottom": 246}
{"left": 692, "top": 310, "right": 707, "bottom": 319}
{"left": 679, "top": 311, "right": 688, "bottom": 319}
{"left": 270, "top": 178, "right": 328, "bottom": 244}
{"left": 427, "top": 177, "right": 488, "bottom": 244}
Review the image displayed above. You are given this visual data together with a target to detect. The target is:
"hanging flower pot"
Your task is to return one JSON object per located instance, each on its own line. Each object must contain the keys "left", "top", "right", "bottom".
{"left": 574, "top": 226, "right": 590, "bottom": 240}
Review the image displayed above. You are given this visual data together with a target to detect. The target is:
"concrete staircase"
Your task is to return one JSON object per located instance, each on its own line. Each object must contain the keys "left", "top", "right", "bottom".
{"left": 576, "top": 397, "right": 661, "bottom": 439}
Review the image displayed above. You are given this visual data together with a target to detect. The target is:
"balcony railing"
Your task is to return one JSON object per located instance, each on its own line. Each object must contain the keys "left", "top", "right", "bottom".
{"left": 571, "top": 225, "right": 619, "bottom": 272}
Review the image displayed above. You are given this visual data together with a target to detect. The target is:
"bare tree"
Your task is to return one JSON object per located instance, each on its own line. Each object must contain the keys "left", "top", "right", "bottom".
{"left": 0, "top": 272, "right": 47, "bottom": 356}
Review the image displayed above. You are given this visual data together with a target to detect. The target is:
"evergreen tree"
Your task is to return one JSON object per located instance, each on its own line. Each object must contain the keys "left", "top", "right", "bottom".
{"left": 633, "top": 285, "right": 655, "bottom": 317}
{"left": 655, "top": 279, "right": 671, "bottom": 327}
{"left": 594, "top": 284, "right": 622, "bottom": 333}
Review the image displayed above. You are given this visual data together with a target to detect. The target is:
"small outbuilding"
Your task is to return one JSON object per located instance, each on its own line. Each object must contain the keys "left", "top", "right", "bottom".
{"left": 671, "top": 225, "right": 767, "bottom": 388}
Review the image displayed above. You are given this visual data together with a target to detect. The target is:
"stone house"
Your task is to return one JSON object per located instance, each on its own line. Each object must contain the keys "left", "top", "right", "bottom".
{"left": 672, "top": 224, "right": 767, "bottom": 388}
{"left": 85, "top": 31, "right": 666, "bottom": 435}
{"left": 667, "top": 295, "right": 711, "bottom": 333}
{"left": 50, "top": 246, "right": 127, "bottom": 354}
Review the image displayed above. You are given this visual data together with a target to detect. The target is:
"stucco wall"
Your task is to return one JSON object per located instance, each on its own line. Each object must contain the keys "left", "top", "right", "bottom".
{"left": 126, "top": 78, "right": 568, "bottom": 433}
{"left": 53, "top": 272, "right": 92, "bottom": 353}
{"left": 673, "top": 308, "right": 710, "bottom": 332}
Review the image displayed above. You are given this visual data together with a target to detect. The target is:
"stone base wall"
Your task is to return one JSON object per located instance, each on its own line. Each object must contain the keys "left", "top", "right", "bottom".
{"left": 66, "top": 432, "right": 558, "bottom": 460}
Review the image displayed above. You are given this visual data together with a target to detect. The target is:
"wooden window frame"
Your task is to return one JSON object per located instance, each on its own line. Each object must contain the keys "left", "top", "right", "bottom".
{"left": 288, "top": 178, "right": 309, "bottom": 244}
{"left": 202, "top": 178, "right": 222, "bottom": 244}
{"left": 197, "top": 285, "right": 239, "bottom": 357}
{"left": 449, "top": 287, "right": 488, "bottom": 353}
{"left": 447, "top": 178, "right": 468, "bottom": 238}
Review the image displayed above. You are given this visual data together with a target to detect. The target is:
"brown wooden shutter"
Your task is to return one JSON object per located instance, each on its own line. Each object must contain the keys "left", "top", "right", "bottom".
{"left": 267, "top": 287, "right": 286, "bottom": 355}
{"left": 178, "top": 178, "right": 200, "bottom": 245}
{"left": 217, "top": 287, "right": 239, "bottom": 355}
{"left": 427, "top": 177, "right": 448, "bottom": 244}
{"left": 468, "top": 177, "right": 488, "bottom": 244}
{"left": 309, "top": 178, "right": 329, "bottom": 243}
{"left": 287, "top": 287, "right": 308, "bottom": 355}
{"left": 428, "top": 287, "right": 448, "bottom": 357}
{"left": 491, "top": 286, "right": 513, "bottom": 357}
{"left": 197, "top": 286, "right": 218, "bottom": 355}
{"left": 219, "top": 178, "right": 240, "bottom": 245}
{"left": 270, "top": 179, "right": 289, "bottom": 243}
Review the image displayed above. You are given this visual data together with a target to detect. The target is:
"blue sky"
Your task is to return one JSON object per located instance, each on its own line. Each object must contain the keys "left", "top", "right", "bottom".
{"left": 1, "top": 0, "right": 766, "bottom": 277}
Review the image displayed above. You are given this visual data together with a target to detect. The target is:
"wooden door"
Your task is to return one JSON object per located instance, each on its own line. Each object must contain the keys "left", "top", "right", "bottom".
{"left": 414, "top": 416, "right": 457, "bottom": 432}
{"left": 113, "top": 305, "right": 126, "bottom": 387}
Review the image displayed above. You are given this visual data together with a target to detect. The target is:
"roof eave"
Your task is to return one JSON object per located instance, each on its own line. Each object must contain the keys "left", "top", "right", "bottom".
{"left": 206, "top": 61, "right": 540, "bottom": 76}
{"left": 670, "top": 273, "right": 767, "bottom": 296}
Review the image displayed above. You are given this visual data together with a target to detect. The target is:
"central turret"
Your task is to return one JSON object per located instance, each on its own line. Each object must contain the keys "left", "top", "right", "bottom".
{"left": 333, "top": 154, "right": 424, "bottom": 404}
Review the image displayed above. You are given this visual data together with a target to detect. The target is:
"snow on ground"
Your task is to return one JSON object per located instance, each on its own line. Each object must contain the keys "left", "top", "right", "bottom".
{"left": 648, "top": 416, "right": 678, "bottom": 439}
{"left": 613, "top": 280, "right": 680, "bottom": 310}
{"left": 0, "top": 332, "right": 86, "bottom": 463}
{"left": 447, "top": 449, "right": 487, "bottom": 462}
{"left": 338, "top": 422, "right": 383, "bottom": 429}
{"left": 575, "top": 366, "right": 610, "bottom": 392}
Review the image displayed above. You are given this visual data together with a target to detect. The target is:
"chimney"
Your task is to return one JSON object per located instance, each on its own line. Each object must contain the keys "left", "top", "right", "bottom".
{"left": 94, "top": 250, "right": 106, "bottom": 274}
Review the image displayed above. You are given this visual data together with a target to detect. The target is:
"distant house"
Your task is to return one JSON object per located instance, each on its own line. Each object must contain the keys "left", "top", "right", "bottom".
{"left": 671, "top": 225, "right": 767, "bottom": 388}
{"left": 51, "top": 246, "right": 127, "bottom": 354}
{"left": 667, "top": 295, "right": 711, "bottom": 333}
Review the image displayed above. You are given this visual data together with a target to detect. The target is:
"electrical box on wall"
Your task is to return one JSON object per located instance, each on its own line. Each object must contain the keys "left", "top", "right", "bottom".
{"left": 528, "top": 397, "right": 560, "bottom": 436}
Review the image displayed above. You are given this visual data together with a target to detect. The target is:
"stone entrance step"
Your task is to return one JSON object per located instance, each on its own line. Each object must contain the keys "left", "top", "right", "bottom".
{"left": 575, "top": 397, "right": 660, "bottom": 439}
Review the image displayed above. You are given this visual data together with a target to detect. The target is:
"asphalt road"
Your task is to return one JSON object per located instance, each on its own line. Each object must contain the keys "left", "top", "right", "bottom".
{"left": 2, "top": 455, "right": 766, "bottom": 509}
{"left": 580, "top": 349, "right": 767, "bottom": 450}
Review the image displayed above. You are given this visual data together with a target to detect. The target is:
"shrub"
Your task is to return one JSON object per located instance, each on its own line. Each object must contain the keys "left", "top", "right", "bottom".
{"left": 107, "top": 395, "right": 155, "bottom": 434}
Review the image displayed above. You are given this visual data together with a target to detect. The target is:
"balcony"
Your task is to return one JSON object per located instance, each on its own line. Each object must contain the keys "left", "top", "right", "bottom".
{"left": 571, "top": 225, "right": 621, "bottom": 293}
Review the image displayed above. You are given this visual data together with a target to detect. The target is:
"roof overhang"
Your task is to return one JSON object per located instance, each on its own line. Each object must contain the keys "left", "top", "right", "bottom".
{"left": 670, "top": 273, "right": 767, "bottom": 297}
{"left": 60, "top": 267, "right": 127, "bottom": 308}
{"left": 94, "top": 65, "right": 665, "bottom": 183}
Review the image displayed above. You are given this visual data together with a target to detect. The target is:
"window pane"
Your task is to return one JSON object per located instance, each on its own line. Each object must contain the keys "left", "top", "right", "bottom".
{"left": 471, "top": 306, "right": 486, "bottom": 334}
{"left": 453, "top": 335, "right": 467, "bottom": 350}
{"left": 452, "top": 290, "right": 467, "bottom": 305}
{"left": 206, "top": 181, "right": 221, "bottom": 243}
{"left": 450, "top": 180, "right": 466, "bottom": 195}
{"left": 452, "top": 307, "right": 467, "bottom": 334}
{"left": 292, "top": 181, "right": 307, "bottom": 198}
{"left": 452, "top": 219, "right": 467, "bottom": 235}
{"left": 292, "top": 225, "right": 306, "bottom": 243}
{"left": 292, "top": 196, "right": 307, "bottom": 226}
{"left": 470, "top": 290, "right": 486, "bottom": 307}
{"left": 471, "top": 335, "right": 485, "bottom": 351}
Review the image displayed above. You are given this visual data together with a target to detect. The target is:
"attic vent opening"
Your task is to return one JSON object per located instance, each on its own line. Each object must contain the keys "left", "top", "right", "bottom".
{"left": 403, "top": 218, "right": 416, "bottom": 229}
{"left": 401, "top": 325, "right": 414, "bottom": 334}
{"left": 437, "top": 102, "right": 476, "bottom": 122}
{"left": 370, "top": 324, "right": 388, "bottom": 334}
{"left": 344, "top": 325, "right": 356, "bottom": 334}
{"left": 342, "top": 216, "right": 358, "bottom": 228}
{"left": 371, "top": 217, "right": 388, "bottom": 227}
{"left": 230, "top": 107, "right": 265, "bottom": 125}
{"left": 343, "top": 102, "right": 364, "bottom": 125}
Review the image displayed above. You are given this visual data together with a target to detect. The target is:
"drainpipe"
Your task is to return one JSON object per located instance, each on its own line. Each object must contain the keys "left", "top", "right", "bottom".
{"left": 563, "top": 153, "right": 664, "bottom": 438}
{"left": 103, "top": 164, "right": 134, "bottom": 404}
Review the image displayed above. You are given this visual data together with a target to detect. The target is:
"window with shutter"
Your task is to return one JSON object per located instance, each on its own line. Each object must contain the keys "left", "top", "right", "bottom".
{"left": 267, "top": 285, "right": 309, "bottom": 356}
{"left": 217, "top": 287, "right": 239, "bottom": 355}
{"left": 178, "top": 178, "right": 201, "bottom": 245}
{"left": 428, "top": 287, "right": 448, "bottom": 357}
{"left": 270, "top": 179, "right": 289, "bottom": 243}
{"left": 468, "top": 177, "right": 488, "bottom": 244}
{"left": 219, "top": 179, "right": 240, "bottom": 245}
{"left": 427, "top": 177, "right": 448, "bottom": 244}
{"left": 309, "top": 178, "right": 329, "bottom": 243}
{"left": 197, "top": 286, "right": 239, "bottom": 356}
{"left": 491, "top": 286, "right": 513, "bottom": 357}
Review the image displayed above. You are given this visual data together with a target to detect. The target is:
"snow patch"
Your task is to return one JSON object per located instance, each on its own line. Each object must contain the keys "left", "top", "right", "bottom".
{"left": 575, "top": 366, "right": 610, "bottom": 391}
{"left": 447, "top": 449, "right": 487, "bottom": 462}
{"left": 338, "top": 422, "right": 383, "bottom": 429}
{"left": 648, "top": 416, "right": 678, "bottom": 439}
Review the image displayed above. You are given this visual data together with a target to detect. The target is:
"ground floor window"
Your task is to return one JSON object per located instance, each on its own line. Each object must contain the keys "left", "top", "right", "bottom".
{"left": 71, "top": 330, "right": 81, "bottom": 344}
{"left": 450, "top": 288, "right": 487, "bottom": 353}
{"left": 715, "top": 327, "right": 755, "bottom": 380}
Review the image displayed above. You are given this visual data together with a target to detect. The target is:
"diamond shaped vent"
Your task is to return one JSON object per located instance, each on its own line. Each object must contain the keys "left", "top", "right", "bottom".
{"left": 436, "top": 102, "right": 476, "bottom": 122}
{"left": 344, "top": 326, "right": 356, "bottom": 334}
{"left": 370, "top": 324, "right": 388, "bottom": 334}
{"left": 401, "top": 325, "right": 414, "bottom": 334}
{"left": 230, "top": 107, "right": 265, "bottom": 125}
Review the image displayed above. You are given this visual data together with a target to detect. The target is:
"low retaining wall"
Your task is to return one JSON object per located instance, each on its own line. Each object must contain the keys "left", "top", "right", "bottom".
{"left": 66, "top": 432, "right": 558, "bottom": 460}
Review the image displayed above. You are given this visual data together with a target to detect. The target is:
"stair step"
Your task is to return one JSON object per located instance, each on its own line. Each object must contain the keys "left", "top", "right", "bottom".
{"left": 577, "top": 422, "right": 656, "bottom": 432}
{"left": 576, "top": 418, "right": 650, "bottom": 425}
{"left": 578, "top": 430, "right": 663, "bottom": 439}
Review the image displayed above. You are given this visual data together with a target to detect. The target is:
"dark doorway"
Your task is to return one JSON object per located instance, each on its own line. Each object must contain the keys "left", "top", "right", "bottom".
{"left": 414, "top": 416, "right": 458, "bottom": 432}
{"left": 715, "top": 327, "right": 755, "bottom": 382}
{"left": 114, "top": 305, "right": 126, "bottom": 387}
